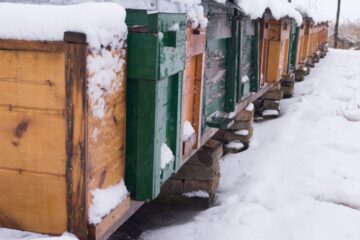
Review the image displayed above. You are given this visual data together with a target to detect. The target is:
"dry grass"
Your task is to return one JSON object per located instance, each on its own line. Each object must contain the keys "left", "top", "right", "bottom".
{"left": 329, "top": 21, "right": 360, "bottom": 49}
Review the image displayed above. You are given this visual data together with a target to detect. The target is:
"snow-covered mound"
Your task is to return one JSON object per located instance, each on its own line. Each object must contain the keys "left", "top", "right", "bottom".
{"left": 291, "top": 0, "right": 330, "bottom": 23}
{"left": 234, "top": 0, "right": 303, "bottom": 25}
{"left": 0, "top": 2, "right": 127, "bottom": 50}
{"left": 142, "top": 49, "right": 360, "bottom": 240}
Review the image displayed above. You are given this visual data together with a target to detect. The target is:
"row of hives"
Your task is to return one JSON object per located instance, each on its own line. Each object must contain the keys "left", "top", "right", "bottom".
{"left": 0, "top": 1, "right": 328, "bottom": 239}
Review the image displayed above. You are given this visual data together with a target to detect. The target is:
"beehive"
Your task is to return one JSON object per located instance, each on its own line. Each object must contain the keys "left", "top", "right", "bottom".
{"left": 265, "top": 18, "right": 291, "bottom": 83}
{"left": 0, "top": 32, "right": 129, "bottom": 240}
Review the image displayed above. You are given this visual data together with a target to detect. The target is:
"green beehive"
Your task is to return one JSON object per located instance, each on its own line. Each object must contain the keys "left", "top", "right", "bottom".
{"left": 288, "top": 19, "right": 299, "bottom": 73}
{"left": 202, "top": 0, "right": 234, "bottom": 130}
{"left": 125, "top": 9, "right": 186, "bottom": 201}
{"left": 202, "top": 1, "right": 259, "bottom": 131}
{"left": 238, "top": 14, "right": 259, "bottom": 99}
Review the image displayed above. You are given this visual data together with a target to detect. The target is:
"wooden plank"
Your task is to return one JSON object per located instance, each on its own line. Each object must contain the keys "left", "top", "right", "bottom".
{"left": 88, "top": 161, "right": 125, "bottom": 194}
{"left": 0, "top": 169, "right": 67, "bottom": 235}
{"left": 64, "top": 43, "right": 87, "bottom": 240}
{"left": 0, "top": 39, "right": 64, "bottom": 52}
{"left": 88, "top": 199, "right": 143, "bottom": 240}
{"left": 88, "top": 197, "right": 131, "bottom": 240}
{"left": 87, "top": 85, "right": 126, "bottom": 177}
{"left": 186, "top": 28, "right": 206, "bottom": 58}
{"left": 193, "top": 53, "right": 205, "bottom": 150}
{"left": 87, "top": 48, "right": 127, "bottom": 199}
{"left": 0, "top": 108, "right": 66, "bottom": 175}
{"left": 266, "top": 41, "right": 281, "bottom": 83}
{"left": 0, "top": 50, "right": 66, "bottom": 110}
{"left": 183, "top": 56, "right": 196, "bottom": 123}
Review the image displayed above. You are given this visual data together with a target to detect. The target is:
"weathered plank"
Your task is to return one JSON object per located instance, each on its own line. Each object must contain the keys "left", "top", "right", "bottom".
{"left": 88, "top": 197, "right": 131, "bottom": 240}
{"left": 0, "top": 169, "right": 67, "bottom": 235}
{"left": 0, "top": 50, "right": 65, "bottom": 110}
{"left": 0, "top": 108, "right": 66, "bottom": 175}
{"left": 64, "top": 42, "right": 87, "bottom": 240}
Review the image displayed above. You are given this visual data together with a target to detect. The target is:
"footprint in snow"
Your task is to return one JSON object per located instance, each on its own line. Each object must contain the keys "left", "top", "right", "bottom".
{"left": 322, "top": 142, "right": 358, "bottom": 155}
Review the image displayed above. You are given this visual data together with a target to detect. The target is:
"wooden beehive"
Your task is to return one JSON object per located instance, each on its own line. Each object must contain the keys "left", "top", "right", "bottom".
{"left": 307, "top": 21, "right": 316, "bottom": 57}
{"left": 296, "top": 23, "right": 306, "bottom": 66}
{"left": 266, "top": 18, "right": 291, "bottom": 83}
{"left": 0, "top": 32, "right": 129, "bottom": 240}
{"left": 182, "top": 26, "right": 206, "bottom": 160}
{"left": 301, "top": 20, "right": 311, "bottom": 63}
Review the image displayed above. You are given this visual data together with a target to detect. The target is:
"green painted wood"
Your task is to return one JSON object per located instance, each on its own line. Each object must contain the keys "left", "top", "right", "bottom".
{"left": 288, "top": 20, "right": 299, "bottom": 73}
{"left": 202, "top": 1, "right": 233, "bottom": 133}
{"left": 126, "top": 10, "right": 187, "bottom": 33}
{"left": 225, "top": 13, "right": 239, "bottom": 113}
{"left": 125, "top": 11, "right": 185, "bottom": 201}
{"left": 239, "top": 17, "right": 254, "bottom": 100}
{"left": 250, "top": 21, "right": 260, "bottom": 92}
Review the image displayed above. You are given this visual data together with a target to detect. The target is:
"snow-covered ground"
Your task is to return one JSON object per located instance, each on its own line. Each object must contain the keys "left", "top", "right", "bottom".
{"left": 142, "top": 49, "right": 360, "bottom": 240}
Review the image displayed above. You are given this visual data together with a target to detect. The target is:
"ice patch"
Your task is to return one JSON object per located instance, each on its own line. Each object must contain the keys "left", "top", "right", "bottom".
{"left": 89, "top": 180, "right": 128, "bottom": 225}
{"left": 161, "top": 143, "right": 175, "bottom": 169}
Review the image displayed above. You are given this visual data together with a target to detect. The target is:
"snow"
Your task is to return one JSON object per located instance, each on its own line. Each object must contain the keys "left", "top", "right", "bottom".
{"left": 183, "top": 190, "right": 210, "bottom": 198}
{"left": 0, "top": 230, "right": 78, "bottom": 240}
{"left": 291, "top": 0, "right": 330, "bottom": 23}
{"left": 156, "top": 0, "right": 208, "bottom": 29}
{"left": 142, "top": 49, "right": 360, "bottom": 240}
{"left": 262, "top": 109, "right": 279, "bottom": 117}
{"left": 161, "top": 143, "right": 175, "bottom": 169}
{"left": 89, "top": 180, "right": 128, "bottom": 225}
{"left": 0, "top": 2, "right": 127, "bottom": 50}
{"left": 235, "top": 129, "right": 249, "bottom": 136}
{"left": 183, "top": 121, "right": 196, "bottom": 141}
{"left": 241, "top": 76, "right": 249, "bottom": 83}
{"left": 234, "top": 0, "right": 303, "bottom": 25}
{"left": 246, "top": 103, "right": 254, "bottom": 112}
{"left": 0, "top": 3, "right": 128, "bottom": 120}
{"left": 225, "top": 141, "right": 244, "bottom": 150}
{"left": 87, "top": 48, "right": 126, "bottom": 119}
{"left": 169, "top": 23, "right": 180, "bottom": 32}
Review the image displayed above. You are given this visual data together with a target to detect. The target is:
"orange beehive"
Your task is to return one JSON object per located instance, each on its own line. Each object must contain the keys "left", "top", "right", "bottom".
{"left": 0, "top": 32, "right": 130, "bottom": 240}
{"left": 265, "top": 18, "right": 291, "bottom": 83}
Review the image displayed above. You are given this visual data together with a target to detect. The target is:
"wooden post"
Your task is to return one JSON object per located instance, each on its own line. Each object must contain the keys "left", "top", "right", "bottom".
{"left": 334, "top": 0, "right": 341, "bottom": 48}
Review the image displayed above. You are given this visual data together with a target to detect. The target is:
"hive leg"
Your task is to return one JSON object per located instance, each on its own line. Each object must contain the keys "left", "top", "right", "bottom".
{"left": 157, "top": 139, "right": 222, "bottom": 208}
{"left": 212, "top": 105, "right": 255, "bottom": 154}
{"left": 281, "top": 73, "right": 295, "bottom": 98}
{"left": 255, "top": 84, "right": 283, "bottom": 119}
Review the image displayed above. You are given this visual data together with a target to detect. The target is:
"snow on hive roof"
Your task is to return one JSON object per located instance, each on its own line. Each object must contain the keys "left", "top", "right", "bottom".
{"left": 0, "top": 2, "right": 128, "bottom": 50}
{"left": 234, "top": 0, "right": 303, "bottom": 25}
{"left": 157, "top": 0, "right": 208, "bottom": 29}
{"left": 291, "top": 0, "right": 330, "bottom": 23}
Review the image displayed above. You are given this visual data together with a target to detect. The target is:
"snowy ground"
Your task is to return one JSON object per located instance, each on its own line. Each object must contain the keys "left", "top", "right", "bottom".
{"left": 142, "top": 49, "right": 360, "bottom": 240}
{"left": 1, "top": 49, "right": 360, "bottom": 240}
